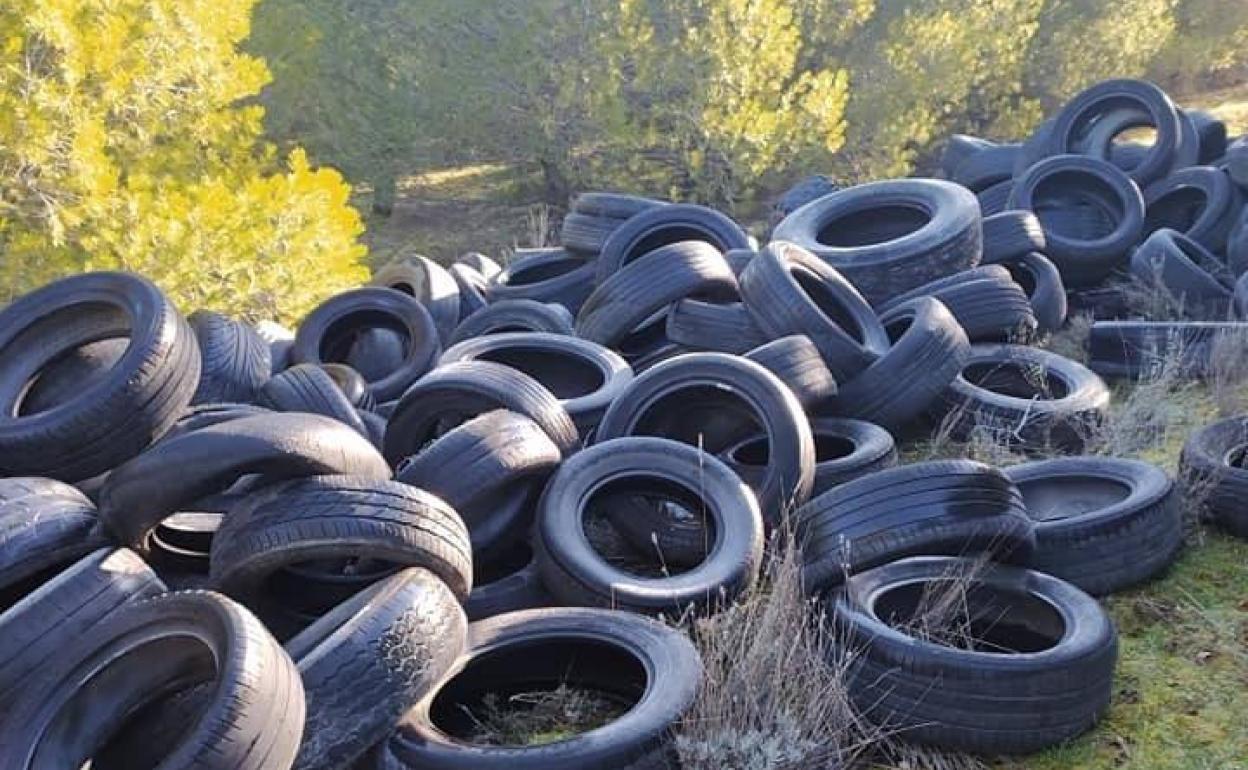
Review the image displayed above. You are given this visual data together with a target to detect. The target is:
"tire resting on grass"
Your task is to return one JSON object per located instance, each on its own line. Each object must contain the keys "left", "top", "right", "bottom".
{"left": 0, "top": 548, "right": 165, "bottom": 700}
{"left": 829, "top": 297, "right": 971, "bottom": 433}
{"left": 934, "top": 343, "right": 1110, "bottom": 452}
{"left": 1088, "top": 321, "right": 1248, "bottom": 380}
{"left": 285, "top": 568, "right": 468, "bottom": 770}
{"left": 797, "top": 460, "right": 1036, "bottom": 592}
{"left": 743, "top": 335, "right": 838, "bottom": 410}
{"left": 739, "top": 241, "right": 889, "bottom": 381}
{"left": 211, "top": 475, "right": 473, "bottom": 602}
{"left": 377, "top": 607, "right": 701, "bottom": 770}
{"left": 1128, "top": 228, "right": 1235, "bottom": 313}
{"left": 594, "top": 352, "right": 815, "bottom": 526}
{"left": 771, "top": 179, "right": 983, "bottom": 305}
{"left": 1180, "top": 416, "right": 1248, "bottom": 537}
{"left": 99, "top": 412, "right": 390, "bottom": 555}
{"left": 372, "top": 256, "right": 461, "bottom": 346}
{"left": 188, "top": 310, "right": 271, "bottom": 406}
{"left": 450, "top": 300, "right": 575, "bottom": 344}
{"left": 259, "top": 363, "right": 369, "bottom": 436}
{"left": 838, "top": 556, "right": 1117, "bottom": 755}
{"left": 0, "top": 272, "right": 201, "bottom": 482}
{"left": 0, "top": 590, "right": 306, "bottom": 770}
{"left": 1005, "top": 457, "right": 1181, "bottom": 594}
{"left": 595, "top": 203, "right": 751, "bottom": 283}
{"left": 536, "top": 437, "right": 764, "bottom": 614}
{"left": 384, "top": 360, "right": 580, "bottom": 462}
{"left": 292, "top": 287, "right": 442, "bottom": 402}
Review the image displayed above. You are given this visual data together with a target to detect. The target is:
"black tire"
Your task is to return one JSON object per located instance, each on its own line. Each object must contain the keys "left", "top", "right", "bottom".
{"left": 1033, "top": 78, "right": 1185, "bottom": 186}
{"left": 384, "top": 361, "right": 580, "bottom": 462}
{"left": 488, "top": 249, "right": 596, "bottom": 315}
{"left": 372, "top": 256, "right": 461, "bottom": 346}
{"left": 211, "top": 475, "right": 473, "bottom": 606}
{"left": 878, "top": 266, "right": 1038, "bottom": 343}
{"left": 0, "top": 590, "right": 306, "bottom": 770}
{"left": 376, "top": 607, "right": 701, "bottom": 770}
{"left": 1067, "top": 285, "right": 1133, "bottom": 321}
{"left": 1088, "top": 321, "right": 1248, "bottom": 380}
{"left": 595, "top": 203, "right": 751, "bottom": 283}
{"left": 1008, "top": 154, "right": 1145, "bottom": 287}
{"left": 771, "top": 179, "right": 982, "bottom": 305}
{"left": 455, "top": 252, "right": 503, "bottom": 280}
{"left": 464, "top": 542, "right": 552, "bottom": 621}
{"left": 0, "top": 272, "right": 200, "bottom": 482}
{"left": 986, "top": 252, "right": 1068, "bottom": 334}
{"left": 829, "top": 297, "right": 971, "bottom": 434}
{"left": 940, "top": 134, "right": 997, "bottom": 177}
{"left": 797, "top": 460, "right": 1035, "bottom": 593}
{"left": 976, "top": 179, "right": 1014, "bottom": 217}
{"left": 536, "top": 437, "right": 763, "bottom": 614}
{"left": 594, "top": 352, "right": 815, "bottom": 526}
{"left": 395, "top": 410, "right": 561, "bottom": 560}
{"left": 292, "top": 287, "right": 442, "bottom": 402}
{"left": 450, "top": 300, "right": 575, "bottom": 344}
{"left": 561, "top": 211, "right": 624, "bottom": 256}
{"left": 1189, "top": 110, "right": 1229, "bottom": 164}
{"left": 320, "top": 363, "right": 377, "bottom": 412}
{"left": 982, "top": 210, "right": 1047, "bottom": 263}
{"left": 1180, "top": 416, "right": 1248, "bottom": 537}
{"left": 1005, "top": 457, "right": 1181, "bottom": 594}
{"left": 254, "top": 321, "right": 294, "bottom": 375}
{"left": 0, "top": 478, "right": 107, "bottom": 609}
{"left": 162, "top": 402, "right": 272, "bottom": 443}
{"left": 285, "top": 568, "right": 468, "bottom": 770}
{"left": 441, "top": 333, "right": 633, "bottom": 436}
{"left": 359, "top": 408, "right": 387, "bottom": 450}
{"left": 664, "top": 300, "right": 768, "bottom": 354}
{"left": 99, "top": 412, "right": 390, "bottom": 555}
{"left": 449, "top": 263, "right": 491, "bottom": 320}
{"left": 1128, "top": 228, "right": 1235, "bottom": 314}
{"left": 0, "top": 548, "right": 164, "bottom": 700}
{"left": 951, "top": 143, "right": 1020, "bottom": 192}
{"left": 837, "top": 556, "right": 1116, "bottom": 755}
{"left": 1225, "top": 136, "right": 1248, "bottom": 189}
{"left": 573, "top": 192, "right": 667, "bottom": 219}
{"left": 20, "top": 338, "right": 128, "bottom": 416}
{"left": 1142, "top": 165, "right": 1244, "bottom": 253}
{"left": 743, "top": 335, "right": 838, "bottom": 410}
{"left": 933, "top": 343, "right": 1110, "bottom": 452}
{"left": 722, "top": 417, "right": 897, "bottom": 499}
{"left": 345, "top": 328, "right": 409, "bottom": 383}
{"left": 575, "top": 241, "right": 737, "bottom": 349}
{"left": 188, "top": 310, "right": 271, "bottom": 405}
{"left": 739, "top": 242, "right": 889, "bottom": 381}
{"left": 258, "top": 363, "right": 369, "bottom": 436}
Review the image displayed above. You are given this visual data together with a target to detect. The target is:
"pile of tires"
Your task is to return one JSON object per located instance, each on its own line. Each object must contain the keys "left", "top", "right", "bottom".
{"left": 0, "top": 75, "right": 1236, "bottom": 767}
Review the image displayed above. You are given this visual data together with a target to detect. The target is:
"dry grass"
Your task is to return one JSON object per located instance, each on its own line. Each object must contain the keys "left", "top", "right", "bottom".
{"left": 459, "top": 685, "right": 629, "bottom": 746}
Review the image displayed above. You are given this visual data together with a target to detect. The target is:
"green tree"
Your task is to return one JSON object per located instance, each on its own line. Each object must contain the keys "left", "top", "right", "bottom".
{"left": 0, "top": 0, "right": 368, "bottom": 322}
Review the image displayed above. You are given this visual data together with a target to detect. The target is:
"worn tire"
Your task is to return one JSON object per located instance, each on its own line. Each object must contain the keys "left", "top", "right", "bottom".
{"left": 1142, "top": 165, "right": 1244, "bottom": 253}
{"left": 372, "top": 256, "right": 461, "bottom": 346}
{"left": 449, "top": 264, "right": 491, "bottom": 320}
{"left": 450, "top": 300, "right": 575, "bottom": 344}
{"left": 878, "top": 266, "right": 1037, "bottom": 343}
{"left": 664, "top": 299, "right": 768, "bottom": 354}
{"left": 488, "top": 249, "right": 596, "bottom": 315}
{"left": 1180, "top": 416, "right": 1248, "bottom": 537}
{"left": 1088, "top": 321, "right": 1248, "bottom": 380}
{"left": 743, "top": 335, "right": 838, "bottom": 410}
{"left": 319, "top": 363, "right": 377, "bottom": 412}
{"left": 188, "top": 310, "right": 271, "bottom": 405}
{"left": 985, "top": 252, "right": 1068, "bottom": 334}
{"left": 595, "top": 204, "right": 751, "bottom": 283}
{"left": 1128, "top": 228, "right": 1235, "bottom": 314}
{"left": 259, "top": 363, "right": 369, "bottom": 436}
{"left": 0, "top": 478, "right": 107, "bottom": 610}
{"left": 982, "top": 210, "right": 1047, "bottom": 263}
{"left": 463, "top": 543, "right": 553, "bottom": 622}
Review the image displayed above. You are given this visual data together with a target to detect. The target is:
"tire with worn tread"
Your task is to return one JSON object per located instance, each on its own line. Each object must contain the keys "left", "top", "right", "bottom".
{"left": 188, "top": 310, "right": 271, "bottom": 405}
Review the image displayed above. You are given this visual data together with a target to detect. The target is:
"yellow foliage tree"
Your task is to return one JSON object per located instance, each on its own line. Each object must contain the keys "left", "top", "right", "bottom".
{"left": 0, "top": 0, "right": 368, "bottom": 322}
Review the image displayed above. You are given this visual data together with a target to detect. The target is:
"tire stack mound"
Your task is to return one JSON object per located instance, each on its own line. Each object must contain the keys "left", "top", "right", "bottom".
{"left": 0, "top": 76, "right": 1236, "bottom": 768}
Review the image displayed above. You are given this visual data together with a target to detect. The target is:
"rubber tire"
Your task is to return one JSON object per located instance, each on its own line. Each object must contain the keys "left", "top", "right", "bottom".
{"left": 595, "top": 203, "right": 751, "bottom": 283}
{"left": 1008, "top": 154, "right": 1145, "bottom": 287}
{"left": 211, "top": 475, "right": 473, "bottom": 604}
{"left": 982, "top": 210, "right": 1047, "bottom": 263}
{"left": 450, "top": 300, "right": 575, "bottom": 344}
{"left": 0, "top": 590, "right": 305, "bottom": 770}
{"left": 488, "top": 249, "right": 596, "bottom": 315}
{"left": 1087, "top": 321, "right": 1248, "bottom": 380}
{"left": 292, "top": 287, "right": 442, "bottom": 402}
{"left": 1005, "top": 457, "right": 1181, "bottom": 594}
{"left": 99, "top": 412, "right": 390, "bottom": 555}
{"left": 743, "top": 335, "right": 838, "bottom": 410}
{"left": 395, "top": 410, "right": 561, "bottom": 560}
{"left": 951, "top": 143, "right": 1020, "bottom": 192}
{"left": 188, "top": 310, "right": 271, "bottom": 405}
{"left": 345, "top": 328, "right": 409, "bottom": 384}
{"left": 976, "top": 179, "right": 1014, "bottom": 217}
{"left": 594, "top": 352, "right": 815, "bottom": 526}
{"left": 536, "top": 437, "right": 764, "bottom": 614}
{"left": 664, "top": 299, "right": 768, "bottom": 354}
{"left": 1180, "top": 416, "right": 1248, "bottom": 537}
{"left": 561, "top": 211, "right": 625, "bottom": 257}
{"left": 0, "top": 548, "right": 164, "bottom": 700}
{"left": 1189, "top": 110, "right": 1229, "bottom": 164}
{"left": 771, "top": 179, "right": 983, "bottom": 305}
{"left": 285, "top": 568, "right": 468, "bottom": 770}
{"left": 162, "top": 402, "right": 272, "bottom": 443}
{"left": 0, "top": 478, "right": 107, "bottom": 608}
{"left": 739, "top": 241, "right": 889, "bottom": 381}
{"left": 933, "top": 343, "right": 1110, "bottom": 452}
{"left": 319, "top": 363, "right": 377, "bottom": 412}
{"left": 829, "top": 297, "right": 971, "bottom": 434}
{"left": 258, "top": 363, "right": 369, "bottom": 436}
{"left": 0, "top": 272, "right": 201, "bottom": 482}
{"left": 455, "top": 252, "right": 503, "bottom": 280}
{"left": 1128, "top": 228, "right": 1235, "bottom": 314}
{"left": 837, "top": 556, "right": 1116, "bottom": 755}
{"left": 572, "top": 192, "right": 666, "bottom": 219}
{"left": 449, "top": 264, "right": 490, "bottom": 321}
{"left": 722, "top": 417, "right": 897, "bottom": 499}
{"left": 878, "top": 267, "right": 1038, "bottom": 343}
{"left": 440, "top": 332, "right": 633, "bottom": 437}
{"left": 941, "top": 135, "right": 998, "bottom": 178}
{"left": 464, "top": 544, "right": 553, "bottom": 622}
{"left": 384, "top": 360, "right": 579, "bottom": 462}
{"left": 797, "top": 460, "right": 1035, "bottom": 593}
{"left": 376, "top": 607, "right": 701, "bottom": 770}
{"left": 575, "top": 241, "right": 738, "bottom": 349}
{"left": 985, "top": 252, "right": 1067, "bottom": 334}
{"left": 20, "top": 338, "right": 128, "bottom": 416}
{"left": 1142, "top": 165, "right": 1243, "bottom": 253}
{"left": 372, "top": 257, "right": 461, "bottom": 346}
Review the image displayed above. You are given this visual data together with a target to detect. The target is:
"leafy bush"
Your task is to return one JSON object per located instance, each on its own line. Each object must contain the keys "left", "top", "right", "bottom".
{"left": 0, "top": 0, "right": 368, "bottom": 322}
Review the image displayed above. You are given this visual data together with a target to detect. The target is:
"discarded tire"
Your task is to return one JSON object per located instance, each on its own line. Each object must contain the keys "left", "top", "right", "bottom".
{"left": 1128, "top": 228, "right": 1235, "bottom": 314}
{"left": 1088, "top": 321, "right": 1248, "bottom": 380}
{"left": 665, "top": 299, "right": 768, "bottom": 354}
{"left": 488, "top": 249, "right": 596, "bottom": 315}
{"left": 984, "top": 252, "right": 1067, "bottom": 334}
{"left": 1180, "top": 417, "right": 1248, "bottom": 538}
{"left": 981, "top": 210, "right": 1047, "bottom": 263}
{"left": 259, "top": 363, "right": 369, "bottom": 436}
{"left": 1141, "top": 165, "right": 1243, "bottom": 253}
{"left": 450, "top": 299, "right": 575, "bottom": 344}
{"left": 188, "top": 310, "right": 271, "bottom": 405}
{"left": 595, "top": 203, "right": 751, "bottom": 282}
{"left": 373, "top": 256, "right": 462, "bottom": 345}
{"left": 743, "top": 335, "right": 838, "bottom": 410}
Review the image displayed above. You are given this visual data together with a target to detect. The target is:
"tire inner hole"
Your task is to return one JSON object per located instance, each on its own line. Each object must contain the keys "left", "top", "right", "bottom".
{"left": 625, "top": 226, "right": 720, "bottom": 268}
{"left": 1144, "top": 186, "right": 1208, "bottom": 236}
{"left": 815, "top": 203, "right": 930, "bottom": 248}
{"left": 320, "top": 311, "right": 412, "bottom": 379}
{"left": 585, "top": 478, "right": 717, "bottom": 577}
{"left": 473, "top": 345, "right": 605, "bottom": 399}
{"left": 791, "top": 266, "right": 867, "bottom": 342}
{"left": 1015, "top": 474, "right": 1132, "bottom": 522}
{"left": 962, "top": 360, "right": 1070, "bottom": 400}
{"left": 1032, "top": 171, "right": 1125, "bottom": 240}
{"left": 508, "top": 256, "right": 584, "bottom": 286}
